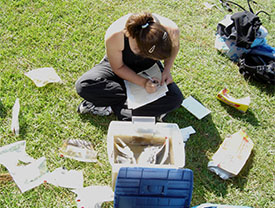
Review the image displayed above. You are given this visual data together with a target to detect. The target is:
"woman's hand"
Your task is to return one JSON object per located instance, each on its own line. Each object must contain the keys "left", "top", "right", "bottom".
{"left": 144, "top": 78, "right": 160, "bottom": 93}
{"left": 161, "top": 70, "right": 173, "bottom": 85}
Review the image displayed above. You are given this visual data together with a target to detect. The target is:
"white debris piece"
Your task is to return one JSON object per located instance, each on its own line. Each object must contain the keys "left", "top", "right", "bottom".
{"left": 45, "top": 167, "right": 84, "bottom": 189}
{"left": 8, "top": 157, "right": 49, "bottom": 193}
{"left": 180, "top": 126, "right": 196, "bottom": 142}
{"left": 25, "top": 67, "right": 62, "bottom": 87}
{"left": 72, "top": 186, "right": 114, "bottom": 208}
{"left": 0, "top": 141, "right": 35, "bottom": 169}
{"left": 181, "top": 96, "right": 211, "bottom": 119}
{"left": 11, "top": 98, "right": 20, "bottom": 136}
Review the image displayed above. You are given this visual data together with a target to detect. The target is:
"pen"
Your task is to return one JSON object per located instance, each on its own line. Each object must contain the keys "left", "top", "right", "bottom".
{"left": 142, "top": 72, "right": 159, "bottom": 85}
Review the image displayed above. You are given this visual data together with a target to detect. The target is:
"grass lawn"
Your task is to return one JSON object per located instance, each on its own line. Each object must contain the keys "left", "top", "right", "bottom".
{"left": 0, "top": 0, "right": 274, "bottom": 207}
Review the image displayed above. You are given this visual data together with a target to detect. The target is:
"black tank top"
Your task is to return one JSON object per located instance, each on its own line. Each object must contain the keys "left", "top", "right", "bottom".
{"left": 122, "top": 36, "right": 157, "bottom": 73}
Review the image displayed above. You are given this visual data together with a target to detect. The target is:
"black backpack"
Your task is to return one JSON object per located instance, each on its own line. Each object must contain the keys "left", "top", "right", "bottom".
{"left": 217, "top": 0, "right": 269, "bottom": 49}
{"left": 218, "top": 1, "right": 274, "bottom": 84}
{"left": 239, "top": 53, "right": 275, "bottom": 84}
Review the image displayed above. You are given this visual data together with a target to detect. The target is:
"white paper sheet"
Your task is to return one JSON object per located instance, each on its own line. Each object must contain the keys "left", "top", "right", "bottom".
{"left": 8, "top": 157, "right": 49, "bottom": 193}
{"left": 25, "top": 67, "right": 62, "bottom": 87}
{"left": 45, "top": 167, "right": 83, "bottom": 189}
{"left": 72, "top": 186, "right": 114, "bottom": 208}
{"left": 181, "top": 96, "right": 211, "bottom": 119}
{"left": 125, "top": 63, "right": 168, "bottom": 109}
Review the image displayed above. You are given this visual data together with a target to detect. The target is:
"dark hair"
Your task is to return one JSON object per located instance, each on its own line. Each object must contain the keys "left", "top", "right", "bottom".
{"left": 125, "top": 12, "right": 172, "bottom": 60}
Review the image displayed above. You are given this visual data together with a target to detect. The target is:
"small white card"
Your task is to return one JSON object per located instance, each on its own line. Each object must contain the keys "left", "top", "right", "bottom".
{"left": 181, "top": 96, "right": 211, "bottom": 119}
{"left": 180, "top": 126, "right": 196, "bottom": 142}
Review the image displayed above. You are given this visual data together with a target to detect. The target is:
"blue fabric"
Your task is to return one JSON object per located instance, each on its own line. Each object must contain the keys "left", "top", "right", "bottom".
{"left": 250, "top": 44, "right": 275, "bottom": 59}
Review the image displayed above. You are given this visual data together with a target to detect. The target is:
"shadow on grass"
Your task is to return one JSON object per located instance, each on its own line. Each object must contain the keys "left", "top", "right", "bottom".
{"left": 231, "top": 150, "right": 255, "bottom": 190}
{"left": 166, "top": 108, "right": 253, "bottom": 205}
{"left": 78, "top": 113, "right": 116, "bottom": 134}
{"left": 218, "top": 102, "right": 260, "bottom": 126}
{"left": 243, "top": 78, "right": 275, "bottom": 95}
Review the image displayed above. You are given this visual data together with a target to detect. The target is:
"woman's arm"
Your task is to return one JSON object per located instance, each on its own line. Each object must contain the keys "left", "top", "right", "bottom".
{"left": 162, "top": 27, "right": 180, "bottom": 85}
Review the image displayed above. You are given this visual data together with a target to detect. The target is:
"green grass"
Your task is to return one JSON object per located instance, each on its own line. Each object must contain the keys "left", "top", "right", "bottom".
{"left": 0, "top": 0, "right": 274, "bottom": 207}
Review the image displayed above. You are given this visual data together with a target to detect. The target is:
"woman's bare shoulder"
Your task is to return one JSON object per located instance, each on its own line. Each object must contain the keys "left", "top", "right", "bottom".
{"left": 105, "top": 30, "right": 125, "bottom": 51}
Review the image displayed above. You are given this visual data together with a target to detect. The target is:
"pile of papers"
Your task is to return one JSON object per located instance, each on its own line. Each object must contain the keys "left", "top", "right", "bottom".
{"left": 124, "top": 63, "right": 168, "bottom": 109}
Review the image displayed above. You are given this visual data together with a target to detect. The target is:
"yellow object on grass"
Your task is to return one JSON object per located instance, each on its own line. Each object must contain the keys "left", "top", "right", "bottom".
{"left": 217, "top": 88, "right": 250, "bottom": 113}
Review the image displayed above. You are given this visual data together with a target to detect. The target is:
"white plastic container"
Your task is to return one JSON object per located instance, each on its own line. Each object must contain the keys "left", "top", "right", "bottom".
{"left": 107, "top": 117, "right": 185, "bottom": 188}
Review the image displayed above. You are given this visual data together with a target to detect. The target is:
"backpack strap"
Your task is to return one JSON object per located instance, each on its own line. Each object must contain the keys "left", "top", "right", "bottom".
{"left": 226, "top": 0, "right": 246, "bottom": 11}
{"left": 247, "top": 0, "right": 255, "bottom": 13}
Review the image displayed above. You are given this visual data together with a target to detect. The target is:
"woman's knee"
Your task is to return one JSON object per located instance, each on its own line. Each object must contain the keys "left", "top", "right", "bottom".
{"left": 176, "top": 91, "right": 184, "bottom": 105}
{"left": 168, "top": 83, "right": 184, "bottom": 107}
{"left": 75, "top": 77, "right": 84, "bottom": 96}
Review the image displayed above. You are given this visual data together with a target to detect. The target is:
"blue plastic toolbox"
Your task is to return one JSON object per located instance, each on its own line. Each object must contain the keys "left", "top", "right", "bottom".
{"left": 114, "top": 167, "right": 193, "bottom": 208}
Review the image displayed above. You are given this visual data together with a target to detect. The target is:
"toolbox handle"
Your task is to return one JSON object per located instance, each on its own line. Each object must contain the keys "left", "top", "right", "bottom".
{"left": 132, "top": 116, "right": 156, "bottom": 134}
{"left": 139, "top": 179, "right": 167, "bottom": 195}
{"left": 132, "top": 116, "right": 156, "bottom": 124}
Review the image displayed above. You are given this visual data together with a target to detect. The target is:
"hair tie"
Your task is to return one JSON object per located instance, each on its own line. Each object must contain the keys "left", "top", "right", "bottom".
{"left": 162, "top": 32, "right": 168, "bottom": 40}
{"left": 148, "top": 45, "right": 156, "bottom": 53}
{"left": 141, "top": 22, "right": 149, "bottom": 29}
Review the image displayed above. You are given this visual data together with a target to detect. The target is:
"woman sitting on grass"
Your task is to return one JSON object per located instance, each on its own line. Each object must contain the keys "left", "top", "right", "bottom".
{"left": 75, "top": 12, "right": 183, "bottom": 121}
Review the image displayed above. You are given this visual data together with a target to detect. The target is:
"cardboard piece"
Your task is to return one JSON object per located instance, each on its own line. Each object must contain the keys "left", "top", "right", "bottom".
{"left": 0, "top": 141, "right": 48, "bottom": 192}
{"left": 208, "top": 130, "right": 254, "bottom": 179}
{"left": 194, "top": 203, "right": 252, "bottom": 208}
{"left": 8, "top": 157, "right": 49, "bottom": 193}
{"left": 0, "top": 141, "right": 35, "bottom": 170}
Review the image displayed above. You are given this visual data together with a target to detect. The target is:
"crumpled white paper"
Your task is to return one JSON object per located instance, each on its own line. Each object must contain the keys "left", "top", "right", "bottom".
{"left": 25, "top": 67, "right": 62, "bottom": 87}
{"left": 72, "top": 186, "right": 114, "bottom": 208}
